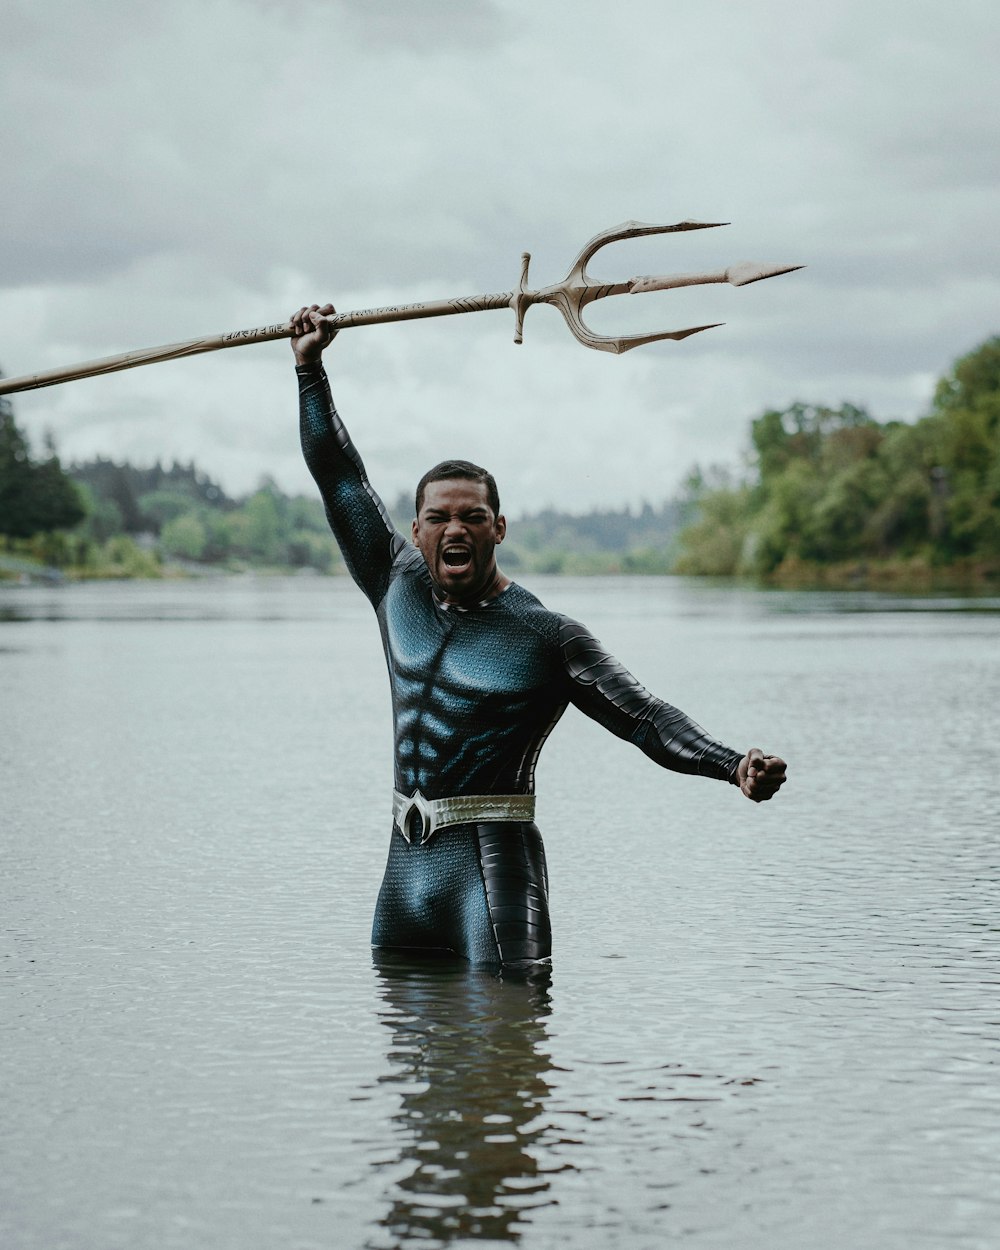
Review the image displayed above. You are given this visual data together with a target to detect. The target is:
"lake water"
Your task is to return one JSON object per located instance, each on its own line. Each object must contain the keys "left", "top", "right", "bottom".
{"left": 2, "top": 574, "right": 998, "bottom": 1250}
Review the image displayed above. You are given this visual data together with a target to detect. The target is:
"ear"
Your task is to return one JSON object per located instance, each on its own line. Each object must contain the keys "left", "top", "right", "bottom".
{"left": 495, "top": 514, "right": 506, "bottom": 543}
{"left": 411, "top": 517, "right": 420, "bottom": 546}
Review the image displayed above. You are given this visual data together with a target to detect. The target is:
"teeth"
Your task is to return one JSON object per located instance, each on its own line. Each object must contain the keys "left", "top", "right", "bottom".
{"left": 443, "top": 545, "right": 471, "bottom": 567}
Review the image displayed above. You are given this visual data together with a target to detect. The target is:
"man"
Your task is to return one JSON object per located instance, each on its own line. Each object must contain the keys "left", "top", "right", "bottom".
{"left": 292, "top": 302, "right": 786, "bottom": 968}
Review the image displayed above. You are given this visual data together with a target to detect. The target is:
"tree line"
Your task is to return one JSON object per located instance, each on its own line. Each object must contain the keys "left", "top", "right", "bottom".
{"left": 68, "top": 456, "right": 345, "bottom": 574}
{"left": 674, "top": 336, "right": 1000, "bottom": 583}
{"left": 0, "top": 387, "right": 687, "bottom": 577}
{"left": 2, "top": 334, "right": 998, "bottom": 583}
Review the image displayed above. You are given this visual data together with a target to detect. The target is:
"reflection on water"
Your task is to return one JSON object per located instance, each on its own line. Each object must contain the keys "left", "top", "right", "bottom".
{"left": 368, "top": 953, "right": 556, "bottom": 1247}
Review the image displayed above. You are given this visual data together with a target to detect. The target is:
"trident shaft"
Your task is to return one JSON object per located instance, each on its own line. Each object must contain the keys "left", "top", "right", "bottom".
{"left": 0, "top": 220, "right": 802, "bottom": 396}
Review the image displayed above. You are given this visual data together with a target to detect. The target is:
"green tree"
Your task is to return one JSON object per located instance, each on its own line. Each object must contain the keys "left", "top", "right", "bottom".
{"left": 286, "top": 528, "right": 341, "bottom": 572}
{"left": 673, "top": 485, "right": 752, "bottom": 575}
{"left": 0, "top": 392, "right": 84, "bottom": 538}
{"left": 74, "top": 482, "right": 125, "bottom": 543}
{"left": 927, "top": 336, "right": 1000, "bottom": 557}
{"left": 161, "top": 514, "right": 208, "bottom": 561}
{"left": 751, "top": 402, "right": 875, "bottom": 482}
{"left": 244, "top": 487, "right": 284, "bottom": 562}
{"left": 138, "top": 490, "right": 196, "bottom": 532}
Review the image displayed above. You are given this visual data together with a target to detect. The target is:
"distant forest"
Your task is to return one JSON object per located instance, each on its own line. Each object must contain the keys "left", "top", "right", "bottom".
{"left": 0, "top": 398, "right": 690, "bottom": 578}
{"left": 2, "top": 333, "right": 998, "bottom": 585}
{"left": 60, "top": 458, "right": 689, "bottom": 576}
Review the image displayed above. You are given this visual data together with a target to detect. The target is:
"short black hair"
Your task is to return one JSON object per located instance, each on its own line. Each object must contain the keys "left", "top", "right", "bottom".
{"left": 415, "top": 460, "right": 500, "bottom": 518}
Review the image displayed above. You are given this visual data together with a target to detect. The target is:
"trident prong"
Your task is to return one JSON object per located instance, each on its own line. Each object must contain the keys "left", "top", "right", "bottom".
{"left": 0, "top": 219, "right": 804, "bottom": 396}
{"left": 517, "top": 218, "right": 804, "bottom": 355}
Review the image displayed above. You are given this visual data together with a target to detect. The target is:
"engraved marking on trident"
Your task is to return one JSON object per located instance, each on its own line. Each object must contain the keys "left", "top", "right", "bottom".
{"left": 0, "top": 219, "right": 803, "bottom": 396}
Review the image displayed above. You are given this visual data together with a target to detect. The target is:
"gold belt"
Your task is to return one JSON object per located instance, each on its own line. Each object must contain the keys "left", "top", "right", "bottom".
{"left": 391, "top": 789, "right": 536, "bottom": 846}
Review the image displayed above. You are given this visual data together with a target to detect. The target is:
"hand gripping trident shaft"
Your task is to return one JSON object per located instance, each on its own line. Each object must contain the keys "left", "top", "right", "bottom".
{"left": 0, "top": 219, "right": 802, "bottom": 395}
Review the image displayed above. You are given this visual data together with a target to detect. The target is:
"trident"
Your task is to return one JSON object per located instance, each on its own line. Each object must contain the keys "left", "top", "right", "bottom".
{"left": 0, "top": 220, "right": 802, "bottom": 396}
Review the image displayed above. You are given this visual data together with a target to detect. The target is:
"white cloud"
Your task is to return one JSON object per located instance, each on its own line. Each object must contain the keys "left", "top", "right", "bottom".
{"left": 2, "top": 0, "right": 997, "bottom": 509}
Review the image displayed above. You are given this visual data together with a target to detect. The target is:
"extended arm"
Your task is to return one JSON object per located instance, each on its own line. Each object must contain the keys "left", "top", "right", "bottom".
{"left": 559, "top": 618, "right": 786, "bottom": 800}
{"left": 293, "top": 304, "right": 407, "bottom": 605}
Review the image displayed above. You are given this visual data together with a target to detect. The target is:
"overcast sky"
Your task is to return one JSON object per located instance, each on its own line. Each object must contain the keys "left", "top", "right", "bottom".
{"left": 2, "top": 0, "right": 998, "bottom": 514}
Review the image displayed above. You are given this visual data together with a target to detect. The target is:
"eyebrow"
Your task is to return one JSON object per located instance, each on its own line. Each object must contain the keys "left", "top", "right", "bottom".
{"left": 425, "top": 507, "right": 489, "bottom": 519}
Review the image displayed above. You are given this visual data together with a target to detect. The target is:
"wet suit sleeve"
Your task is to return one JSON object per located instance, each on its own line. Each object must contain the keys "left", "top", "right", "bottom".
{"left": 298, "top": 363, "right": 409, "bottom": 607}
{"left": 558, "top": 618, "right": 743, "bottom": 784}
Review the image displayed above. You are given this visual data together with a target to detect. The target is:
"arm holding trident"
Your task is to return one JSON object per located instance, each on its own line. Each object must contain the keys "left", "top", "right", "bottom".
{"left": 289, "top": 299, "right": 787, "bottom": 969}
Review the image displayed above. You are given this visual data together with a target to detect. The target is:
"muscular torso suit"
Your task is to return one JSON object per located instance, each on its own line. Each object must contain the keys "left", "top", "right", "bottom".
{"left": 299, "top": 363, "right": 743, "bottom": 966}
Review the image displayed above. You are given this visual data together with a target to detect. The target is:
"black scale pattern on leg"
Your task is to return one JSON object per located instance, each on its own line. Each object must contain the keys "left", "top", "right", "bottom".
{"left": 371, "top": 821, "right": 551, "bottom": 966}
{"left": 372, "top": 825, "right": 501, "bottom": 965}
{"left": 476, "top": 822, "right": 551, "bottom": 964}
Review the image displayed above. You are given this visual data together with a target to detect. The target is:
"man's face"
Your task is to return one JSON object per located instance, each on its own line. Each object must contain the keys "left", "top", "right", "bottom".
{"left": 411, "top": 478, "right": 506, "bottom": 603}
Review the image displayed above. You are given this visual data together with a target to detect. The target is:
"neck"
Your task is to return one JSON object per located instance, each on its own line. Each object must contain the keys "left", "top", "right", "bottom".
{"left": 435, "top": 564, "right": 510, "bottom": 608}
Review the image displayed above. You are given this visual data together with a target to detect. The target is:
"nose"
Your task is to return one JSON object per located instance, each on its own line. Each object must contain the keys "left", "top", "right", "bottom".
{"left": 443, "top": 515, "right": 468, "bottom": 540}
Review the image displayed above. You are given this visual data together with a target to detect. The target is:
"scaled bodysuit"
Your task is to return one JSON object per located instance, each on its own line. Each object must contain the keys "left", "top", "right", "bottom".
{"left": 299, "top": 364, "right": 743, "bottom": 966}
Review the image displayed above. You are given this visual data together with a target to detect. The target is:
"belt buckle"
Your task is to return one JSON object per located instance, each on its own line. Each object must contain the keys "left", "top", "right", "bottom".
{"left": 398, "top": 789, "right": 435, "bottom": 846}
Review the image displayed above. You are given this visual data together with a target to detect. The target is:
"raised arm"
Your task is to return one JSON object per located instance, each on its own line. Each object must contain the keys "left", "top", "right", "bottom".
{"left": 292, "top": 304, "right": 408, "bottom": 606}
{"left": 558, "top": 618, "right": 786, "bottom": 801}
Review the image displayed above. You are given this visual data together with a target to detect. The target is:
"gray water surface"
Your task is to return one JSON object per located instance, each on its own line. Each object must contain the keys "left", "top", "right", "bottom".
{"left": 2, "top": 575, "right": 998, "bottom": 1249}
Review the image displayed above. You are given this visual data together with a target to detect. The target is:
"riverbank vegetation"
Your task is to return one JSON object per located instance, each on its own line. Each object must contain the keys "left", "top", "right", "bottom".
{"left": 2, "top": 335, "right": 998, "bottom": 586}
{"left": 675, "top": 336, "right": 1000, "bottom": 587}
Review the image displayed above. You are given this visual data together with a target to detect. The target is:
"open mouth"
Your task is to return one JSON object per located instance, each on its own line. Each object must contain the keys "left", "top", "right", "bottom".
{"left": 442, "top": 545, "right": 472, "bottom": 571}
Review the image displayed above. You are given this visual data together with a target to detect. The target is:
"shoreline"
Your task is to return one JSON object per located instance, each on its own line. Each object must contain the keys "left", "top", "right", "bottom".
{"left": 3, "top": 553, "right": 999, "bottom": 594}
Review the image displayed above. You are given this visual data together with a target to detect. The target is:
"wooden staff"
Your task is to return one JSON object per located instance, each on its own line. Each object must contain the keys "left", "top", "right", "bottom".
{"left": 0, "top": 220, "right": 802, "bottom": 396}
